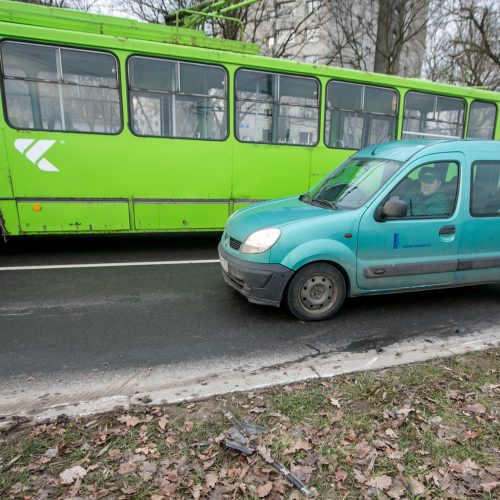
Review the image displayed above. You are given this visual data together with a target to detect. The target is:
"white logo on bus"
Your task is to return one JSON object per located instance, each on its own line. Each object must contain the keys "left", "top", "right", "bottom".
{"left": 14, "top": 139, "right": 59, "bottom": 172}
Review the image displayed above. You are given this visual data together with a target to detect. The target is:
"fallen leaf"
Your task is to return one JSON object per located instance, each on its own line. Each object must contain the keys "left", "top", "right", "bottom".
{"left": 329, "top": 398, "right": 342, "bottom": 408}
{"left": 485, "top": 466, "right": 500, "bottom": 478}
{"left": 396, "top": 405, "right": 414, "bottom": 417}
{"left": 407, "top": 477, "right": 425, "bottom": 495}
{"left": 191, "top": 484, "right": 203, "bottom": 500}
{"left": 290, "top": 464, "right": 314, "bottom": 482}
{"left": 205, "top": 472, "right": 218, "bottom": 489}
{"left": 108, "top": 448, "right": 122, "bottom": 461}
{"left": 386, "top": 449, "right": 405, "bottom": 460}
{"left": 387, "top": 478, "right": 406, "bottom": 499}
{"left": 367, "top": 474, "right": 393, "bottom": 491}
{"left": 117, "top": 462, "right": 137, "bottom": 475}
{"left": 464, "top": 429, "right": 481, "bottom": 440}
{"left": 463, "top": 403, "right": 486, "bottom": 414}
{"left": 335, "top": 468, "right": 348, "bottom": 482}
{"left": 256, "top": 482, "right": 273, "bottom": 498}
{"left": 354, "top": 469, "right": 367, "bottom": 484}
{"left": 202, "top": 456, "right": 217, "bottom": 470}
{"left": 117, "top": 415, "right": 141, "bottom": 427}
{"left": 284, "top": 439, "right": 312, "bottom": 454}
{"left": 69, "top": 477, "right": 82, "bottom": 497}
{"left": 59, "top": 465, "right": 87, "bottom": 485}
{"left": 385, "top": 428, "right": 398, "bottom": 439}
{"left": 249, "top": 407, "right": 265, "bottom": 414}
{"left": 257, "top": 445, "right": 273, "bottom": 464}
{"left": 121, "top": 485, "right": 139, "bottom": 495}
{"left": 182, "top": 420, "right": 193, "bottom": 432}
{"left": 446, "top": 389, "right": 461, "bottom": 399}
{"left": 139, "top": 461, "right": 158, "bottom": 481}
{"left": 43, "top": 447, "right": 59, "bottom": 459}
{"left": 273, "top": 479, "right": 289, "bottom": 494}
{"left": 355, "top": 441, "right": 373, "bottom": 458}
{"left": 158, "top": 416, "right": 168, "bottom": 431}
{"left": 481, "top": 482, "right": 500, "bottom": 493}
{"left": 449, "top": 460, "right": 466, "bottom": 475}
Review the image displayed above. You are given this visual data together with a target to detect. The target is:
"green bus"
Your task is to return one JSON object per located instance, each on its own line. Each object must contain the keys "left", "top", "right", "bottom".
{"left": 0, "top": 0, "right": 498, "bottom": 237}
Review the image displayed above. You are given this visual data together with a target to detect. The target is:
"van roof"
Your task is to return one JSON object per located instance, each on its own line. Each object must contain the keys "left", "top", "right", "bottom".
{"left": 356, "top": 139, "right": 500, "bottom": 163}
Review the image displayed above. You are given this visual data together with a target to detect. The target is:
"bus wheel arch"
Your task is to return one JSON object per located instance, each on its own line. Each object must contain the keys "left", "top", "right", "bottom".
{"left": 284, "top": 260, "right": 348, "bottom": 321}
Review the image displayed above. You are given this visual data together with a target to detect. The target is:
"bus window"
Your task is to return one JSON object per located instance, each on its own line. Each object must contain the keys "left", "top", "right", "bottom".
{"left": 129, "top": 56, "right": 227, "bottom": 140}
{"left": 235, "top": 69, "right": 319, "bottom": 145}
{"left": 1, "top": 41, "right": 121, "bottom": 134}
{"left": 467, "top": 101, "right": 497, "bottom": 139}
{"left": 402, "top": 91, "right": 465, "bottom": 140}
{"left": 324, "top": 81, "right": 398, "bottom": 150}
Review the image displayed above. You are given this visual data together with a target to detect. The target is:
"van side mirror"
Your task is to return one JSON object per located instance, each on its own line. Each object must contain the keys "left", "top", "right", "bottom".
{"left": 382, "top": 199, "right": 408, "bottom": 218}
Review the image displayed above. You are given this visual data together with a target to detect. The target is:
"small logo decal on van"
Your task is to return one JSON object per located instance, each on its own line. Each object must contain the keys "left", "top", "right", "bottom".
{"left": 14, "top": 139, "right": 59, "bottom": 172}
{"left": 393, "top": 233, "right": 400, "bottom": 249}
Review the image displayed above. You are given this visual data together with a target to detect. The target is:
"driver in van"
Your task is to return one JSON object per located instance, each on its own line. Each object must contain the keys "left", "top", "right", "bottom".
{"left": 404, "top": 167, "right": 450, "bottom": 216}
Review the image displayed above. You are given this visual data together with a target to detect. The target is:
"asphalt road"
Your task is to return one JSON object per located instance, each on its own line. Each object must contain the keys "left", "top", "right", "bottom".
{"left": 1, "top": 233, "right": 499, "bottom": 379}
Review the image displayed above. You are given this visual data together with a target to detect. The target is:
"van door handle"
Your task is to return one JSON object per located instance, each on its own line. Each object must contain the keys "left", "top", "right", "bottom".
{"left": 439, "top": 225, "right": 455, "bottom": 235}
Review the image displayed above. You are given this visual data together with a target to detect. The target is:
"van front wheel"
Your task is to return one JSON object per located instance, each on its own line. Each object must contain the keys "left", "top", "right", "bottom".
{"left": 286, "top": 263, "right": 346, "bottom": 321}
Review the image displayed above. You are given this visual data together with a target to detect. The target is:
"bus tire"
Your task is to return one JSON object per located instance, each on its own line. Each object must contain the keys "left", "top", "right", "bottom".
{"left": 286, "top": 263, "right": 346, "bottom": 321}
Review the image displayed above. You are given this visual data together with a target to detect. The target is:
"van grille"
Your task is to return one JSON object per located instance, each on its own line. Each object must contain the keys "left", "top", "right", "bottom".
{"left": 230, "top": 237, "right": 242, "bottom": 250}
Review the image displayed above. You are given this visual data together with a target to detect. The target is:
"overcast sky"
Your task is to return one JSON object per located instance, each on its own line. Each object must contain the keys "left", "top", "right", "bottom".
{"left": 89, "top": 0, "right": 134, "bottom": 18}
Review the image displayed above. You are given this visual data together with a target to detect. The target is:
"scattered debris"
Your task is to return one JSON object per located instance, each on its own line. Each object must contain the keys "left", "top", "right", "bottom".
{"left": 220, "top": 405, "right": 315, "bottom": 497}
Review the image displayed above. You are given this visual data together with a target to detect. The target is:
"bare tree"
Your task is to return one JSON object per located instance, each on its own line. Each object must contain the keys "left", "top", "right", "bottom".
{"left": 374, "top": 0, "right": 436, "bottom": 76}
{"left": 119, "top": 0, "right": 252, "bottom": 36}
{"left": 424, "top": 0, "right": 499, "bottom": 90}
{"left": 119, "top": 0, "right": 323, "bottom": 56}
{"left": 245, "top": 1, "right": 325, "bottom": 60}
{"left": 118, "top": 0, "right": 190, "bottom": 24}
{"left": 321, "top": 0, "right": 376, "bottom": 71}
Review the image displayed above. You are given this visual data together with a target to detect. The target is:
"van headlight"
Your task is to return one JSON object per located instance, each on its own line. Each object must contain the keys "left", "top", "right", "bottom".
{"left": 240, "top": 228, "right": 281, "bottom": 254}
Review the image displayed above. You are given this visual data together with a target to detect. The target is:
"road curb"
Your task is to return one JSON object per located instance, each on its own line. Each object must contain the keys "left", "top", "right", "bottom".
{"left": 1, "top": 327, "right": 499, "bottom": 430}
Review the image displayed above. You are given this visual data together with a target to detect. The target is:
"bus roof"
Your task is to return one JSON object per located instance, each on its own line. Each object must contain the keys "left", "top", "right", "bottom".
{"left": 0, "top": 0, "right": 260, "bottom": 55}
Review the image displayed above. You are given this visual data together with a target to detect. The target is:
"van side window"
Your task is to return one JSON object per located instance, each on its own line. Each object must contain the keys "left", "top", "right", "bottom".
{"left": 388, "top": 162, "right": 459, "bottom": 217}
{"left": 325, "top": 81, "right": 398, "bottom": 150}
{"left": 1, "top": 41, "right": 121, "bottom": 134}
{"left": 471, "top": 161, "right": 500, "bottom": 216}
{"left": 235, "top": 69, "right": 319, "bottom": 145}
{"left": 467, "top": 101, "right": 496, "bottom": 139}
{"left": 402, "top": 92, "right": 465, "bottom": 140}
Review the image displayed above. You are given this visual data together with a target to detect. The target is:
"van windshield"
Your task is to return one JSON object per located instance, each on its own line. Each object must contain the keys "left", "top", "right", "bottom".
{"left": 301, "top": 157, "right": 403, "bottom": 210}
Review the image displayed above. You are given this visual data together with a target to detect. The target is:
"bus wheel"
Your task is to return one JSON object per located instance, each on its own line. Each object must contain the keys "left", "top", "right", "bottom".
{"left": 286, "top": 263, "right": 346, "bottom": 321}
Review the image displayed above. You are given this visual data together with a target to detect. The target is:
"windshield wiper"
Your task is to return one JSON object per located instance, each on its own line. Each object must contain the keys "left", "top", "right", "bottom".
{"left": 311, "top": 198, "right": 337, "bottom": 210}
{"left": 299, "top": 193, "right": 312, "bottom": 203}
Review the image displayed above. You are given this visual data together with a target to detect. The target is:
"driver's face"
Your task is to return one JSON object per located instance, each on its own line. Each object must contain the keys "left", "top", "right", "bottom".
{"left": 420, "top": 179, "right": 441, "bottom": 196}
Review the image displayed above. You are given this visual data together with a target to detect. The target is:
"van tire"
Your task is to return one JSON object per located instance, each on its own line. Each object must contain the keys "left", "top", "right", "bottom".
{"left": 286, "top": 263, "right": 346, "bottom": 321}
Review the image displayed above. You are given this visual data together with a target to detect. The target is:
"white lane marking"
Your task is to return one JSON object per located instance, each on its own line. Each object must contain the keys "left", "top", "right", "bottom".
{"left": 0, "top": 259, "right": 220, "bottom": 271}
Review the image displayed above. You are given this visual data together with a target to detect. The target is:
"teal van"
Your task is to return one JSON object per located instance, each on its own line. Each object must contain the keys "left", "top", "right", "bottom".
{"left": 218, "top": 140, "right": 500, "bottom": 321}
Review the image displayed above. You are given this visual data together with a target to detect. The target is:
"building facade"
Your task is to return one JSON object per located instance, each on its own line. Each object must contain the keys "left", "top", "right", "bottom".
{"left": 244, "top": 0, "right": 427, "bottom": 78}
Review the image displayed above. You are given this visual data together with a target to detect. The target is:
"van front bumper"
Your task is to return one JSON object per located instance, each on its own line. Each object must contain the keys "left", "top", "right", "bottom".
{"left": 218, "top": 244, "right": 293, "bottom": 307}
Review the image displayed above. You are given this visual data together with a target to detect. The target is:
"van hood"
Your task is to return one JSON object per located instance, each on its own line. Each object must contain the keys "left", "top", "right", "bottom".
{"left": 225, "top": 196, "right": 333, "bottom": 242}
